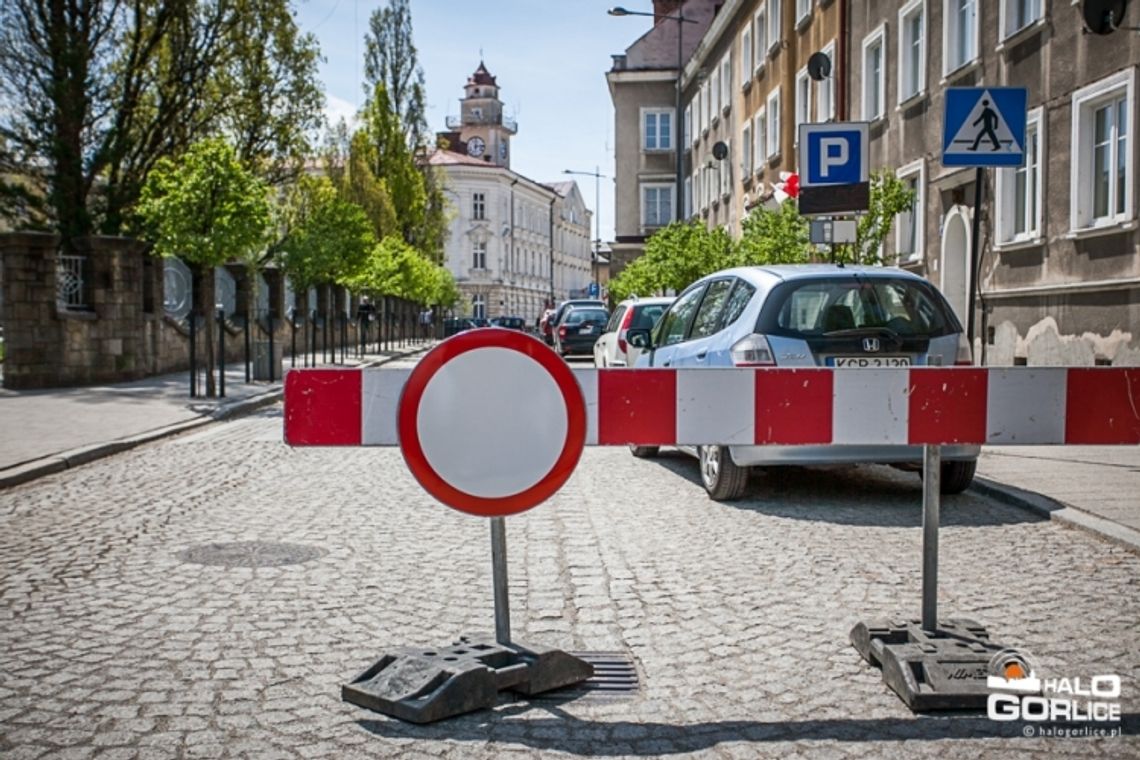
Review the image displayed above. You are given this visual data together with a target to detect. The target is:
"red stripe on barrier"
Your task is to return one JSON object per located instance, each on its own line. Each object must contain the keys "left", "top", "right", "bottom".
{"left": 598, "top": 369, "right": 676, "bottom": 445}
{"left": 1065, "top": 368, "right": 1140, "bottom": 444}
{"left": 755, "top": 369, "right": 833, "bottom": 444}
{"left": 283, "top": 369, "right": 362, "bottom": 446}
{"left": 908, "top": 369, "right": 988, "bottom": 444}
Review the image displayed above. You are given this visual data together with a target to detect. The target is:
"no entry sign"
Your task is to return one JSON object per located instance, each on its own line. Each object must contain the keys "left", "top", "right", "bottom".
{"left": 397, "top": 329, "right": 586, "bottom": 517}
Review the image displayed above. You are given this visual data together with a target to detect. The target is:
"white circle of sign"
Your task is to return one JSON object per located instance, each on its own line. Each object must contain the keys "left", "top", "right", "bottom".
{"left": 416, "top": 346, "right": 569, "bottom": 499}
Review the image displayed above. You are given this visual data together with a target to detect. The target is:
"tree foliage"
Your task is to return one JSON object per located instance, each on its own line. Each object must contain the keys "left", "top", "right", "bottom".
{"left": 363, "top": 0, "right": 428, "bottom": 149}
{"left": 850, "top": 169, "right": 917, "bottom": 265}
{"left": 277, "top": 175, "right": 375, "bottom": 290}
{"left": 344, "top": 235, "right": 457, "bottom": 306}
{"left": 608, "top": 221, "right": 735, "bottom": 302}
{"left": 736, "top": 200, "right": 813, "bottom": 266}
{"left": 0, "top": 0, "right": 323, "bottom": 243}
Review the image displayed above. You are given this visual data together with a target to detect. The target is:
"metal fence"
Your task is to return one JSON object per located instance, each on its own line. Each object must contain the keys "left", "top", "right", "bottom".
{"left": 56, "top": 254, "right": 87, "bottom": 309}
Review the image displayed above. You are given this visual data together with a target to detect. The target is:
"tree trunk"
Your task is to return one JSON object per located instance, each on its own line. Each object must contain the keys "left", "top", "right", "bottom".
{"left": 197, "top": 265, "right": 218, "bottom": 397}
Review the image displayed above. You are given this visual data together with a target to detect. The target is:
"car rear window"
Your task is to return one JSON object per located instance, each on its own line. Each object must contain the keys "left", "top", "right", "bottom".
{"left": 566, "top": 309, "right": 608, "bottom": 324}
{"left": 631, "top": 304, "right": 667, "bottom": 330}
{"left": 762, "top": 278, "right": 958, "bottom": 338}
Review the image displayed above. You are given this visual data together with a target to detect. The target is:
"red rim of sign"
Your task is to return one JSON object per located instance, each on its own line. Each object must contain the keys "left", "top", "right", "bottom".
{"left": 397, "top": 328, "right": 587, "bottom": 517}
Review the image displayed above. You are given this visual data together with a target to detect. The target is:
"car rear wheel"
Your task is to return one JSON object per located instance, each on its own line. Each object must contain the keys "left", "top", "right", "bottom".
{"left": 698, "top": 445, "right": 749, "bottom": 501}
{"left": 629, "top": 445, "right": 658, "bottom": 458}
{"left": 940, "top": 460, "right": 977, "bottom": 495}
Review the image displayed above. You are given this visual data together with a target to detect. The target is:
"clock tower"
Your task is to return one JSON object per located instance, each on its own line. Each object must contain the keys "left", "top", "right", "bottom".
{"left": 453, "top": 61, "right": 516, "bottom": 168}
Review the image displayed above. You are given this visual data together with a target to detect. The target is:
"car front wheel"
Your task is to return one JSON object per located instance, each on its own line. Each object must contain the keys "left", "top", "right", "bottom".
{"left": 629, "top": 444, "right": 658, "bottom": 458}
{"left": 698, "top": 445, "right": 749, "bottom": 501}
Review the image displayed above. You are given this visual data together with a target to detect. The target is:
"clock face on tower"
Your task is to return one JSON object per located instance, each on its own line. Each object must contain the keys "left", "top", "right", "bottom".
{"left": 467, "top": 137, "right": 485, "bottom": 157}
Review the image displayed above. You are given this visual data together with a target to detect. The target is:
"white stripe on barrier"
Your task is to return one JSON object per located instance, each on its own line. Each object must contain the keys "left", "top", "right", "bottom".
{"left": 833, "top": 369, "right": 909, "bottom": 445}
{"left": 986, "top": 368, "right": 1067, "bottom": 444}
{"left": 362, "top": 368, "right": 410, "bottom": 445}
{"left": 572, "top": 368, "right": 599, "bottom": 446}
{"left": 676, "top": 369, "right": 755, "bottom": 445}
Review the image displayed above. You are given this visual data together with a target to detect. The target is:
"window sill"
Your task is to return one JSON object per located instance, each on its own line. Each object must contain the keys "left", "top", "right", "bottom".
{"left": 766, "top": 151, "right": 781, "bottom": 165}
{"left": 711, "top": 115, "right": 720, "bottom": 129}
{"left": 754, "top": 62, "right": 767, "bottom": 78}
{"left": 721, "top": 104, "right": 731, "bottom": 118}
{"left": 896, "top": 90, "right": 927, "bottom": 111}
{"left": 1066, "top": 220, "right": 1138, "bottom": 240}
{"left": 768, "top": 42, "right": 782, "bottom": 58}
{"left": 940, "top": 58, "right": 981, "bottom": 86}
{"left": 742, "top": 79, "right": 753, "bottom": 94}
{"left": 702, "top": 127, "right": 710, "bottom": 138}
{"left": 795, "top": 14, "right": 812, "bottom": 33}
{"left": 997, "top": 16, "right": 1048, "bottom": 52}
{"left": 995, "top": 236, "right": 1045, "bottom": 252}
{"left": 898, "top": 253, "right": 923, "bottom": 267}
{"left": 867, "top": 113, "right": 887, "bottom": 128}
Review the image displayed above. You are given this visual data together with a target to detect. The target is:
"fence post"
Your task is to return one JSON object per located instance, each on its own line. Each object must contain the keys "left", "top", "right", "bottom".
{"left": 189, "top": 310, "right": 197, "bottom": 398}
{"left": 217, "top": 307, "right": 226, "bottom": 398}
{"left": 243, "top": 310, "right": 251, "bottom": 382}
{"left": 268, "top": 314, "right": 276, "bottom": 383}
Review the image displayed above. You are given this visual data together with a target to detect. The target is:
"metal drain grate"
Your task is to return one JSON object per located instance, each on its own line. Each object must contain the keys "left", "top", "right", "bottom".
{"left": 536, "top": 651, "right": 640, "bottom": 698}
{"left": 176, "top": 541, "right": 326, "bottom": 568}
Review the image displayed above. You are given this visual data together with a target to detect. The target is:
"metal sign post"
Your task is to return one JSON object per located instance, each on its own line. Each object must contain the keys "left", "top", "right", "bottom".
{"left": 921, "top": 445, "right": 940, "bottom": 633}
{"left": 490, "top": 517, "right": 511, "bottom": 644}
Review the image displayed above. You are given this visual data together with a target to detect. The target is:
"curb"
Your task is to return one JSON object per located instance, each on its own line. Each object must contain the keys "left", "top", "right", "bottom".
{"left": 970, "top": 476, "right": 1140, "bottom": 556}
{"left": 0, "top": 344, "right": 433, "bottom": 490}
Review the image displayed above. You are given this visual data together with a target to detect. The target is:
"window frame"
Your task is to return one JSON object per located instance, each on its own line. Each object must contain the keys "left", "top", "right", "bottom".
{"left": 641, "top": 108, "right": 674, "bottom": 152}
{"left": 720, "top": 55, "right": 732, "bottom": 114}
{"left": 897, "top": 0, "right": 927, "bottom": 106}
{"left": 995, "top": 106, "right": 1044, "bottom": 247}
{"left": 766, "top": 88, "right": 781, "bottom": 158}
{"left": 942, "top": 0, "right": 979, "bottom": 77}
{"left": 472, "top": 240, "right": 487, "bottom": 270}
{"left": 641, "top": 182, "right": 676, "bottom": 228}
{"left": 818, "top": 40, "right": 836, "bottom": 122}
{"left": 742, "top": 122, "right": 753, "bottom": 179}
{"left": 472, "top": 192, "right": 486, "bottom": 221}
{"left": 754, "top": 3, "right": 769, "bottom": 70}
{"left": 684, "top": 104, "right": 692, "bottom": 148}
{"left": 1070, "top": 68, "right": 1135, "bottom": 232}
{"left": 754, "top": 108, "right": 767, "bottom": 173}
{"left": 796, "top": 0, "right": 812, "bottom": 29}
{"left": 795, "top": 66, "right": 811, "bottom": 140}
{"left": 741, "top": 23, "right": 753, "bottom": 88}
{"left": 895, "top": 158, "right": 925, "bottom": 264}
{"left": 861, "top": 23, "right": 887, "bottom": 122}
{"left": 768, "top": 0, "right": 782, "bottom": 55}
{"left": 999, "top": 0, "right": 1044, "bottom": 41}
{"left": 710, "top": 67, "right": 721, "bottom": 125}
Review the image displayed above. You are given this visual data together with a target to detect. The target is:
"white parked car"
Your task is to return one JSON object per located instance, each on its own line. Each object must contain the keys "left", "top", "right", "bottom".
{"left": 593, "top": 296, "right": 674, "bottom": 368}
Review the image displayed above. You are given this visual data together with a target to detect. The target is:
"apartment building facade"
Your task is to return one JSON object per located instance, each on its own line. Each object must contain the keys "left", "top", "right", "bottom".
{"left": 610, "top": 0, "right": 1139, "bottom": 365}
{"left": 433, "top": 63, "right": 593, "bottom": 324}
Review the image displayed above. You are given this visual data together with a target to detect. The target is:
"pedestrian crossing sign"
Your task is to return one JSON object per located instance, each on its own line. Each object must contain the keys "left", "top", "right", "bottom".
{"left": 941, "top": 87, "right": 1028, "bottom": 167}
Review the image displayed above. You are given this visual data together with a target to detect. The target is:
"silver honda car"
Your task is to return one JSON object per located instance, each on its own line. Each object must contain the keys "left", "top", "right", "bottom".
{"left": 628, "top": 264, "right": 979, "bottom": 501}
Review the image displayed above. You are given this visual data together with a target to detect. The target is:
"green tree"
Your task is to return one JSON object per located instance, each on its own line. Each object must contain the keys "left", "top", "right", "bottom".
{"left": 608, "top": 221, "right": 735, "bottom": 302}
{"left": 136, "top": 138, "right": 271, "bottom": 397}
{"left": 359, "top": 83, "right": 427, "bottom": 248}
{"left": 363, "top": 0, "right": 428, "bottom": 148}
{"left": 848, "top": 169, "right": 917, "bottom": 265}
{"left": 735, "top": 200, "right": 813, "bottom": 266}
{"left": 278, "top": 175, "right": 375, "bottom": 292}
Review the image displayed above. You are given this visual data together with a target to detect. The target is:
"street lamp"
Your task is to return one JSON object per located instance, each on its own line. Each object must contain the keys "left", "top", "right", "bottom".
{"left": 609, "top": 6, "right": 697, "bottom": 221}
{"left": 563, "top": 167, "right": 607, "bottom": 295}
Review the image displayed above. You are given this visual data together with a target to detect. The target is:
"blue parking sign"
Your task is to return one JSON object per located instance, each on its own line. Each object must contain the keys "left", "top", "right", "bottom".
{"left": 799, "top": 123, "right": 870, "bottom": 187}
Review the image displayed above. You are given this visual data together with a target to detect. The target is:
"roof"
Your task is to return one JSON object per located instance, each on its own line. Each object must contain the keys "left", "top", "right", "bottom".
{"left": 468, "top": 61, "right": 497, "bottom": 87}
{"left": 427, "top": 150, "right": 496, "bottom": 167}
{"left": 543, "top": 181, "right": 576, "bottom": 197}
{"left": 612, "top": 0, "right": 721, "bottom": 71}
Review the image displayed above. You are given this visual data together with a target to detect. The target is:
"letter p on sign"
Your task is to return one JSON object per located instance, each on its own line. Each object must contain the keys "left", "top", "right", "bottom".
{"left": 820, "top": 138, "right": 848, "bottom": 178}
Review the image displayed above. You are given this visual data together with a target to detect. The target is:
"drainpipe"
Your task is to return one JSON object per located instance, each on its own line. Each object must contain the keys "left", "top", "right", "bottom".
{"left": 839, "top": 0, "right": 849, "bottom": 120}
{"left": 549, "top": 196, "right": 556, "bottom": 306}
{"left": 508, "top": 178, "right": 519, "bottom": 315}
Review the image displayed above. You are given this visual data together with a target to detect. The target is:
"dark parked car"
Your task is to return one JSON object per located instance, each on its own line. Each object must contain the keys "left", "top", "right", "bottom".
{"left": 490, "top": 316, "right": 526, "bottom": 330}
{"left": 553, "top": 306, "right": 610, "bottom": 357}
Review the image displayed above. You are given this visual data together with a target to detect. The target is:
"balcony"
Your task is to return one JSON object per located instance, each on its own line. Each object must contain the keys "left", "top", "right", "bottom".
{"left": 445, "top": 115, "right": 517, "bottom": 134}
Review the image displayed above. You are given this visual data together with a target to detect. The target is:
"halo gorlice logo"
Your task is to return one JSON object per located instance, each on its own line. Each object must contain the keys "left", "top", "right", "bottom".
{"left": 986, "top": 648, "right": 1123, "bottom": 731}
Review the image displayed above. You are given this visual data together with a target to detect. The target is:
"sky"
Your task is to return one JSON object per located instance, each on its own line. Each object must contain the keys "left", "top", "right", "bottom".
{"left": 294, "top": 0, "right": 657, "bottom": 246}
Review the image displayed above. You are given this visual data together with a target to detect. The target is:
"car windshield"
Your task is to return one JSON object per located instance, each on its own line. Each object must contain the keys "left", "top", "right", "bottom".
{"left": 565, "top": 309, "right": 607, "bottom": 324}
{"left": 769, "top": 278, "right": 955, "bottom": 337}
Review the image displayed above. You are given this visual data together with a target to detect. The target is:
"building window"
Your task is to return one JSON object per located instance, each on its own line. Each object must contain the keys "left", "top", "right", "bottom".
{"left": 720, "top": 56, "right": 732, "bottom": 113}
{"left": 997, "top": 107, "right": 1043, "bottom": 245}
{"left": 767, "top": 88, "right": 781, "bottom": 158}
{"left": 754, "top": 109, "right": 767, "bottom": 170}
{"left": 720, "top": 139, "right": 732, "bottom": 197}
{"left": 944, "top": 0, "right": 978, "bottom": 75}
{"left": 472, "top": 294, "right": 486, "bottom": 320}
{"left": 684, "top": 176, "right": 693, "bottom": 218}
{"left": 896, "top": 159, "right": 925, "bottom": 262}
{"left": 768, "top": 0, "right": 781, "bottom": 52}
{"left": 695, "top": 166, "right": 704, "bottom": 212}
{"left": 1071, "top": 69, "right": 1134, "bottom": 230}
{"left": 862, "top": 24, "right": 886, "bottom": 121}
{"left": 1001, "top": 0, "right": 1042, "bottom": 39}
{"left": 472, "top": 192, "right": 485, "bottom": 220}
{"left": 898, "top": 0, "right": 926, "bottom": 104}
{"left": 710, "top": 67, "right": 721, "bottom": 122}
{"left": 642, "top": 109, "right": 673, "bottom": 151}
{"left": 818, "top": 41, "right": 835, "bottom": 122}
{"left": 642, "top": 184, "right": 675, "bottom": 227}
{"left": 684, "top": 104, "right": 692, "bottom": 147}
{"left": 741, "top": 25, "right": 753, "bottom": 86}
{"left": 695, "top": 89, "right": 704, "bottom": 135}
{"left": 755, "top": 4, "right": 768, "bottom": 66}
{"left": 795, "top": 67, "right": 810, "bottom": 138}
{"left": 796, "top": 0, "right": 812, "bottom": 28}
{"left": 473, "top": 241, "right": 487, "bottom": 270}
{"left": 742, "top": 123, "right": 752, "bottom": 178}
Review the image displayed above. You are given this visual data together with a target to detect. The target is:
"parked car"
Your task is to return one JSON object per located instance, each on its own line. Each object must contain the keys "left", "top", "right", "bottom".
{"left": 594, "top": 296, "right": 674, "bottom": 368}
{"left": 553, "top": 306, "right": 610, "bottom": 357}
{"left": 490, "top": 316, "right": 526, "bottom": 331}
{"left": 442, "top": 318, "right": 474, "bottom": 337}
{"left": 627, "top": 264, "right": 977, "bottom": 500}
{"left": 550, "top": 299, "right": 606, "bottom": 331}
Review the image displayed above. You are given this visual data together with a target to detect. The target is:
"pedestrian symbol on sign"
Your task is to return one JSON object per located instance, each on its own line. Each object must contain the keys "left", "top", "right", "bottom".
{"left": 970, "top": 100, "right": 1002, "bottom": 152}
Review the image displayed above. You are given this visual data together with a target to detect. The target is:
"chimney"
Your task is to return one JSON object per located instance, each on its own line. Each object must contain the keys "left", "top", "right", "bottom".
{"left": 652, "top": 0, "right": 683, "bottom": 23}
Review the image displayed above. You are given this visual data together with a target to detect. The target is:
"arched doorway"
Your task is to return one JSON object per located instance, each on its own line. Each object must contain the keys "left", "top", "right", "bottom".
{"left": 940, "top": 206, "right": 971, "bottom": 326}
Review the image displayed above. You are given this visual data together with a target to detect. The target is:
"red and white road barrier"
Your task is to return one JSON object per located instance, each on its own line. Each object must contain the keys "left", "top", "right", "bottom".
{"left": 284, "top": 366, "right": 1140, "bottom": 448}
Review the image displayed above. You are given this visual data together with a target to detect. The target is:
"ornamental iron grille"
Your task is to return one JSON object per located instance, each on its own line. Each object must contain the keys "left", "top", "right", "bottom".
{"left": 163, "top": 258, "right": 192, "bottom": 322}
{"left": 214, "top": 267, "right": 236, "bottom": 318}
{"left": 56, "top": 254, "right": 87, "bottom": 310}
{"left": 257, "top": 274, "right": 270, "bottom": 318}
{"left": 284, "top": 278, "right": 297, "bottom": 321}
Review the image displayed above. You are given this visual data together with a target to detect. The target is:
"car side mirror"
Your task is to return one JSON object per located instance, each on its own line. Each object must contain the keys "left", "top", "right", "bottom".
{"left": 626, "top": 328, "right": 652, "bottom": 349}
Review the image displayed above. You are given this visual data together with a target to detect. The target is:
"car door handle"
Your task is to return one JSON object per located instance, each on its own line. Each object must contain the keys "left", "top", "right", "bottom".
{"left": 696, "top": 351, "right": 707, "bottom": 361}
{"left": 662, "top": 360, "right": 671, "bottom": 367}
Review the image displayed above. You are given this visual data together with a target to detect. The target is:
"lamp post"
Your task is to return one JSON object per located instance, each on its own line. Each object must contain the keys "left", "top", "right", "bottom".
{"left": 609, "top": 6, "right": 696, "bottom": 221}
{"left": 563, "top": 167, "right": 607, "bottom": 295}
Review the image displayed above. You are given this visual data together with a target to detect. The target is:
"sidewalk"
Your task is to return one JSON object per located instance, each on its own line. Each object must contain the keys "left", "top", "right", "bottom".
{"left": 2, "top": 351, "right": 1138, "bottom": 554}
{"left": 0, "top": 341, "right": 434, "bottom": 488}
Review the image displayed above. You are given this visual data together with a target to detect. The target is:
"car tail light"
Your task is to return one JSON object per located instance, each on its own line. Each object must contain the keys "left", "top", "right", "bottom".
{"left": 730, "top": 334, "right": 776, "bottom": 366}
{"left": 955, "top": 333, "right": 973, "bottom": 365}
{"left": 616, "top": 308, "right": 635, "bottom": 354}
{"left": 558, "top": 325, "right": 567, "bottom": 339}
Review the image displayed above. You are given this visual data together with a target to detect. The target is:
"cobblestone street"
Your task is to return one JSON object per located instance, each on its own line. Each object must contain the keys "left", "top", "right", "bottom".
{"left": 2, "top": 407, "right": 1138, "bottom": 759}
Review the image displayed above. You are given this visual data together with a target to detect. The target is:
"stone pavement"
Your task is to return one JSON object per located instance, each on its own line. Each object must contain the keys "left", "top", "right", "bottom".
{"left": 1, "top": 419, "right": 1137, "bottom": 758}
{"left": 0, "top": 341, "right": 435, "bottom": 489}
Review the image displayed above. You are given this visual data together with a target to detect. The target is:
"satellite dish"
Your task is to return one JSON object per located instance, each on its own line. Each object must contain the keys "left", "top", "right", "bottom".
{"left": 807, "top": 52, "right": 832, "bottom": 82}
{"left": 712, "top": 141, "right": 729, "bottom": 161}
{"left": 1082, "top": 0, "right": 1129, "bottom": 34}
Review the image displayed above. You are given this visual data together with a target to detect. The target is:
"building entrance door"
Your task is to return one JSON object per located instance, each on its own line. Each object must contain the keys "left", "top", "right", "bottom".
{"left": 940, "top": 206, "right": 971, "bottom": 326}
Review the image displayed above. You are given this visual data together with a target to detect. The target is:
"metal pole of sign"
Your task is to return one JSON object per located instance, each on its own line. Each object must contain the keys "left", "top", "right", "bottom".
{"left": 967, "top": 167, "right": 984, "bottom": 351}
{"left": 922, "top": 444, "right": 941, "bottom": 633}
{"left": 490, "top": 516, "right": 511, "bottom": 645}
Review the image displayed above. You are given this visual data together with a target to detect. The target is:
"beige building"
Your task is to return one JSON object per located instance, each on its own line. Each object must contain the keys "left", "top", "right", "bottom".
{"left": 433, "top": 63, "right": 592, "bottom": 324}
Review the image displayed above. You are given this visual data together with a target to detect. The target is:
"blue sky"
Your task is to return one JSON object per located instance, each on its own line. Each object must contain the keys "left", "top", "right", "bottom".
{"left": 295, "top": 0, "right": 657, "bottom": 245}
